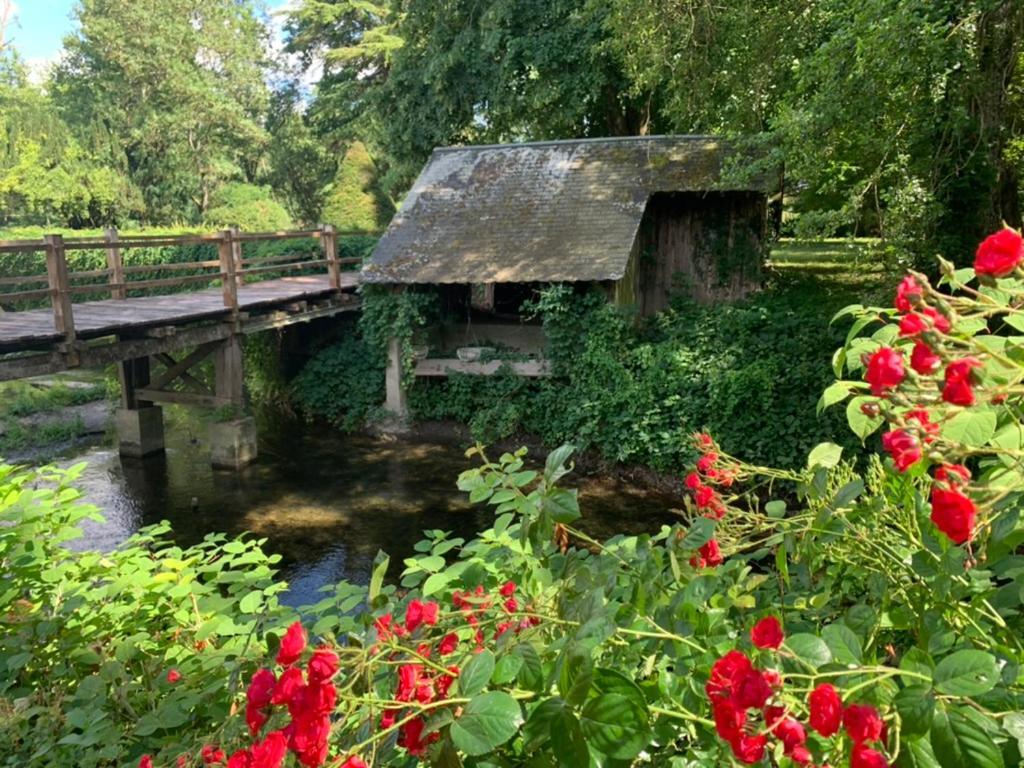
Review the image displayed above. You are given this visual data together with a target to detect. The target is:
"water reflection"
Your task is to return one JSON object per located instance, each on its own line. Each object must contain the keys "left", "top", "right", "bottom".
{"left": 67, "top": 412, "right": 680, "bottom": 606}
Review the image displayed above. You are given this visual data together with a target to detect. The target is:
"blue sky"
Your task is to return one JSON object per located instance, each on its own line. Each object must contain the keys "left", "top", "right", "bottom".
{"left": 8, "top": 0, "right": 294, "bottom": 69}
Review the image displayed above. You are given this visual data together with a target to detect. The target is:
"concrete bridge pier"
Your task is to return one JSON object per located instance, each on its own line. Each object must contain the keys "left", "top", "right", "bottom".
{"left": 116, "top": 355, "right": 165, "bottom": 459}
{"left": 208, "top": 336, "right": 258, "bottom": 471}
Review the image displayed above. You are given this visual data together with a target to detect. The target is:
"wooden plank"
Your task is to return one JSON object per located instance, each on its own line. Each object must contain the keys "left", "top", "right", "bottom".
{"left": 414, "top": 359, "right": 552, "bottom": 377}
{"left": 241, "top": 260, "right": 324, "bottom": 277}
{"left": 122, "top": 259, "right": 221, "bottom": 274}
{"left": 0, "top": 287, "right": 54, "bottom": 302}
{"left": 322, "top": 224, "right": 341, "bottom": 290}
{"left": 0, "top": 274, "right": 47, "bottom": 287}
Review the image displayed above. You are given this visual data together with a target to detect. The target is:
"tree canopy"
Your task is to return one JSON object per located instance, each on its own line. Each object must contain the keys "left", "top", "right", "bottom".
{"left": 0, "top": 0, "right": 1020, "bottom": 259}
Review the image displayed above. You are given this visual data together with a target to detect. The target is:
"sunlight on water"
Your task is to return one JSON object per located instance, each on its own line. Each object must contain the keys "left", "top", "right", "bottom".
{"left": 62, "top": 411, "right": 680, "bottom": 606}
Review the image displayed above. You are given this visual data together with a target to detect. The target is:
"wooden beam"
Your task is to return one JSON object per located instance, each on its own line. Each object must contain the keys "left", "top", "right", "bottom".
{"left": 414, "top": 359, "right": 552, "bottom": 377}
{"left": 43, "top": 234, "right": 75, "bottom": 343}
{"left": 105, "top": 227, "right": 126, "bottom": 300}
{"left": 135, "top": 388, "right": 231, "bottom": 408}
{"left": 217, "top": 231, "right": 239, "bottom": 312}
{"left": 150, "top": 343, "right": 217, "bottom": 390}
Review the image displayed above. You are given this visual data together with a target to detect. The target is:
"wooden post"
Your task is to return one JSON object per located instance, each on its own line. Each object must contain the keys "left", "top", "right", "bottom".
{"left": 43, "top": 234, "right": 75, "bottom": 344}
{"left": 118, "top": 355, "right": 151, "bottom": 408}
{"left": 229, "top": 225, "right": 245, "bottom": 287}
{"left": 321, "top": 223, "right": 341, "bottom": 290}
{"left": 213, "top": 335, "right": 246, "bottom": 408}
{"left": 105, "top": 227, "right": 126, "bottom": 300}
{"left": 217, "top": 230, "right": 239, "bottom": 312}
{"left": 385, "top": 336, "right": 408, "bottom": 417}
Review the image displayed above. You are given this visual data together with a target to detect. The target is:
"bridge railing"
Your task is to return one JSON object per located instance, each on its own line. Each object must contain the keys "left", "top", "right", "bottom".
{"left": 0, "top": 226, "right": 375, "bottom": 344}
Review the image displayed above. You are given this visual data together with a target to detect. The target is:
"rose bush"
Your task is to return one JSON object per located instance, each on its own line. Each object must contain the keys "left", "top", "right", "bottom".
{"left": 3, "top": 229, "right": 1024, "bottom": 767}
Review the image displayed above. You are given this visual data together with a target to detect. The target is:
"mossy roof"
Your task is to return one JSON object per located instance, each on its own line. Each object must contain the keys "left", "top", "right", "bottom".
{"left": 361, "top": 135, "right": 779, "bottom": 285}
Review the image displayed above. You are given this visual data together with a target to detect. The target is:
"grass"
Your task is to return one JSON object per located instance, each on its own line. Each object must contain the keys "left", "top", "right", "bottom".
{"left": 0, "top": 379, "right": 109, "bottom": 418}
{"left": 766, "top": 237, "right": 894, "bottom": 313}
{"left": 0, "top": 374, "right": 113, "bottom": 458}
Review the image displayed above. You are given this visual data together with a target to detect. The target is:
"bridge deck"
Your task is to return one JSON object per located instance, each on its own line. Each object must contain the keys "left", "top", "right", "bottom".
{"left": 0, "top": 273, "right": 357, "bottom": 353}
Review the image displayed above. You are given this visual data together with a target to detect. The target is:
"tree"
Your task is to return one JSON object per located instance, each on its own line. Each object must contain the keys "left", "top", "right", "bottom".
{"left": 52, "top": 0, "right": 271, "bottom": 224}
{"left": 321, "top": 141, "right": 394, "bottom": 231}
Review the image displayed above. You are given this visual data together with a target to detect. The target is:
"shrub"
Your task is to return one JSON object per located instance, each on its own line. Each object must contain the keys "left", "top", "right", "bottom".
{"left": 204, "top": 183, "right": 293, "bottom": 231}
{"left": 320, "top": 142, "right": 395, "bottom": 233}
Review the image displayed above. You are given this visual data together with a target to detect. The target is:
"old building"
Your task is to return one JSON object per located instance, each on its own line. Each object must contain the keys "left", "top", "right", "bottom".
{"left": 360, "top": 135, "right": 781, "bottom": 414}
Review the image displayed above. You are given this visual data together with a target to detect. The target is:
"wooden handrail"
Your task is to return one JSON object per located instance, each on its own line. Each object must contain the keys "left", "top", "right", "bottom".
{"left": 0, "top": 226, "right": 373, "bottom": 328}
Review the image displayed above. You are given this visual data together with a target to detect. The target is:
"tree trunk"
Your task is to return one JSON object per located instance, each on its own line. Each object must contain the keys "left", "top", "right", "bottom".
{"left": 975, "top": 1, "right": 1024, "bottom": 230}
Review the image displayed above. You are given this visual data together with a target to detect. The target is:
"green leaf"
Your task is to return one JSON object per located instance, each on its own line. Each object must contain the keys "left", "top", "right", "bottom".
{"left": 238, "top": 590, "right": 262, "bottom": 614}
{"left": 895, "top": 685, "right": 935, "bottom": 737}
{"left": 765, "top": 500, "right": 787, "bottom": 518}
{"left": 785, "top": 633, "right": 832, "bottom": 668}
{"left": 368, "top": 550, "right": 389, "bottom": 606}
{"left": 822, "top": 624, "right": 862, "bottom": 664}
{"left": 492, "top": 654, "right": 524, "bottom": 685}
{"left": 459, "top": 649, "right": 496, "bottom": 697}
{"left": 931, "top": 705, "right": 1005, "bottom": 768}
{"left": 817, "top": 381, "right": 854, "bottom": 414}
{"left": 522, "top": 697, "right": 564, "bottom": 753}
{"left": 543, "top": 488, "right": 581, "bottom": 524}
{"left": 932, "top": 650, "right": 999, "bottom": 696}
{"left": 807, "top": 442, "right": 843, "bottom": 469}
{"left": 449, "top": 691, "right": 522, "bottom": 756}
{"left": 415, "top": 555, "right": 446, "bottom": 573}
{"left": 896, "top": 736, "right": 943, "bottom": 768}
{"left": 580, "top": 692, "right": 650, "bottom": 760}
{"left": 421, "top": 571, "right": 452, "bottom": 596}
{"left": 677, "top": 517, "right": 715, "bottom": 551}
{"left": 544, "top": 444, "right": 576, "bottom": 484}
{"left": 514, "top": 643, "right": 545, "bottom": 692}
{"left": 941, "top": 409, "right": 997, "bottom": 448}
{"left": 550, "top": 707, "right": 589, "bottom": 767}
{"left": 847, "top": 396, "right": 884, "bottom": 440}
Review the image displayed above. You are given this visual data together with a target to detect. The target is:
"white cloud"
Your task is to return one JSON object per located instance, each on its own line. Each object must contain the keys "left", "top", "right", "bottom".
{"left": 264, "top": 0, "right": 323, "bottom": 94}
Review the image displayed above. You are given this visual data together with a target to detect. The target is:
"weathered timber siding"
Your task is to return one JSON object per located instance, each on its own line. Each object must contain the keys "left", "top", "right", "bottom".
{"left": 634, "top": 192, "right": 766, "bottom": 315}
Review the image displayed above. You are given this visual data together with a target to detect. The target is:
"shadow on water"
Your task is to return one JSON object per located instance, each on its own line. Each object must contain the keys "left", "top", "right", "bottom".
{"left": 67, "top": 409, "right": 681, "bottom": 606}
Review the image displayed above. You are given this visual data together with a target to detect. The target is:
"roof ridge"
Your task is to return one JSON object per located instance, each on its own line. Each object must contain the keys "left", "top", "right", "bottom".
{"left": 431, "top": 134, "right": 721, "bottom": 154}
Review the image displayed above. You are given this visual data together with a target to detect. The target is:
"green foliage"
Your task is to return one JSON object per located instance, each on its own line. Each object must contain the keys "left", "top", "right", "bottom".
{"left": 320, "top": 142, "right": 395, "bottom": 232}
{"left": 204, "top": 183, "right": 293, "bottom": 231}
{"left": 291, "top": 334, "right": 385, "bottom": 431}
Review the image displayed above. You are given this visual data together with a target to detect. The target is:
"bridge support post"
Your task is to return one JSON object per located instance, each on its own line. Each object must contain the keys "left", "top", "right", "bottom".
{"left": 209, "top": 335, "right": 258, "bottom": 470}
{"left": 385, "top": 337, "right": 408, "bottom": 419}
{"left": 116, "top": 355, "right": 165, "bottom": 458}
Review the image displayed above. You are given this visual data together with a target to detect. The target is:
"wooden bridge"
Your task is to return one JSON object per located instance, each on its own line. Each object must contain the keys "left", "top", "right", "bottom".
{"left": 0, "top": 227, "right": 364, "bottom": 467}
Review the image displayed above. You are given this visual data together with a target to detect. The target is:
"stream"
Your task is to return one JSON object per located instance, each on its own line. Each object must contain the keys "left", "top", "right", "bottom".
{"left": 56, "top": 410, "right": 681, "bottom": 606}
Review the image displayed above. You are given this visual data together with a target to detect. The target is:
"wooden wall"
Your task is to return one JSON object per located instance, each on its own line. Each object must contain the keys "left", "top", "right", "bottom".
{"left": 617, "top": 191, "right": 767, "bottom": 316}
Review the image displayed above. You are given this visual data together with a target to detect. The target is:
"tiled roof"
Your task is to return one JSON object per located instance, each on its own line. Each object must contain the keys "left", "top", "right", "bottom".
{"left": 361, "top": 135, "right": 776, "bottom": 284}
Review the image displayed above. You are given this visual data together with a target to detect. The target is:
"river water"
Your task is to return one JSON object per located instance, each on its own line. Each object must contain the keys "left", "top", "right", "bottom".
{"left": 62, "top": 411, "right": 681, "bottom": 605}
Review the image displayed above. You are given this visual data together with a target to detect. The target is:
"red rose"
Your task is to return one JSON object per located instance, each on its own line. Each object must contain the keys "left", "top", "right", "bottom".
{"left": 250, "top": 730, "right": 288, "bottom": 768}
{"left": 772, "top": 717, "right": 807, "bottom": 754}
{"left": 789, "top": 744, "right": 813, "bottom": 765}
{"left": 245, "top": 702, "right": 268, "bottom": 736}
{"left": 696, "top": 453, "right": 718, "bottom": 474}
{"left": 405, "top": 599, "right": 440, "bottom": 632}
{"left": 734, "top": 669, "right": 772, "bottom": 710}
{"left": 865, "top": 347, "right": 905, "bottom": 396}
{"left": 910, "top": 340, "right": 941, "bottom": 375}
{"left": 894, "top": 275, "right": 923, "bottom": 312}
{"left": 340, "top": 758, "right": 368, "bottom": 768}
{"left": 247, "top": 669, "right": 276, "bottom": 708}
{"left": 750, "top": 616, "right": 784, "bottom": 650}
{"left": 943, "top": 358, "right": 982, "bottom": 406}
{"left": 930, "top": 486, "right": 977, "bottom": 544}
{"left": 898, "top": 308, "right": 950, "bottom": 337}
{"left": 808, "top": 683, "right": 842, "bottom": 737}
{"left": 935, "top": 464, "right": 970, "bottom": 487}
{"left": 684, "top": 472, "right": 702, "bottom": 490}
{"left": 139, "top": 757, "right": 154, "bottom": 768}
{"left": 905, "top": 408, "right": 939, "bottom": 440}
{"left": 690, "top": 537, "right": 723, "bottom": 568}
{"left": 730, "top": 733, "right": 767, "bottom": 764}
{"left": 270, "top": 666, "right": 305, "bottom": 706}
{"left": 276, "top": 621, "right": 307, "bottom": 667}
{"left": 398, "top": 717, "right": 429, "bottom": 757}
{"left": 166, "top": 668, "right": 182, "bottom": 684}
{"left": 881, "top": 429, "right": 921, "bottom": 472}
{"left": 435, "top": 665, "right": 458, "bottom": 698}
{"left": 396, "top": 663, "right": 422, "bottom": 702}
{"left": 695, "top": 485, "right": 717, "bottom": 508}
{"left": 438, "top": 632, "right": 459, "bottom": 656}
{"left": 290, "top": 712, "right": 331, "bottom": 767}
{"left": 974, "top": 228, "right": 1023, "bottom": 277}
{"left": 227, "top": 750, "right": 253, "bottom": 768}
{"left": 712, "top": 697, "right": 746, "bottom": 741}
{"left": 307, "top": 648, "right": 339, "bottom": 683}
{"left": 705, "top": 650, "right": 753, "bottom": 701}
{"left": 851, "top": 743, "right": 891, "bottom": 768}
{"left": 499, "top": 581, "right": 516, "bottom": 597}
{"left": 697, "top": 432, "right": 715, "bottom": 448}
{"left": 843, "top": 704, "right": 883, "bottom": 744}
{"left": 201, "top": 745, "right": 226, "bottom": 765}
